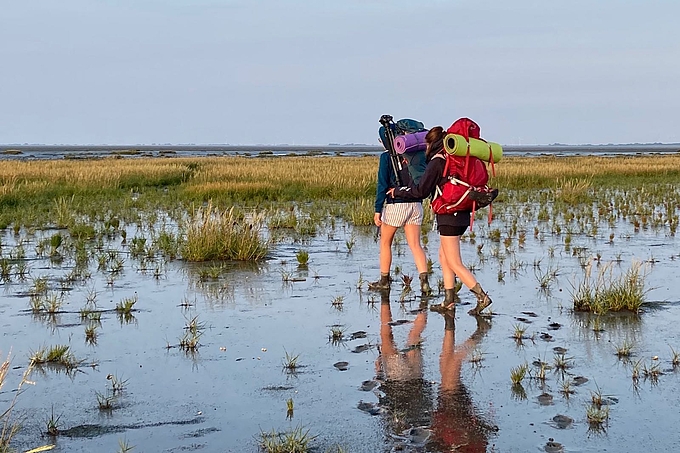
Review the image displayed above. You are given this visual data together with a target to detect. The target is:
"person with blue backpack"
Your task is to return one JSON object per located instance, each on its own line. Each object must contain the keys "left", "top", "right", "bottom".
{"left": 370, "top": 118, "right": 432, "bottom": 296}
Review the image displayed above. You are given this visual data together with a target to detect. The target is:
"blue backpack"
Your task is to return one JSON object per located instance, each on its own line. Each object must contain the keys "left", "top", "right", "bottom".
{"left": 378, "top": 118, "right": 428, "bottom": 184}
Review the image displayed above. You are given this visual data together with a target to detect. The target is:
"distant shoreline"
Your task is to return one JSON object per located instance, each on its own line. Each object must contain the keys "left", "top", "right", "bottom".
{"left": 1, "top": 143, "right": 679, "bottom": 161}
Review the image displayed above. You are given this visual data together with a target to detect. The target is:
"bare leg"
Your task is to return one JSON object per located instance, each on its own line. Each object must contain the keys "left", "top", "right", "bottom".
{"left": 440, "top": 235, "right": 478, "bottom": 289}
{"left": 403, "top": 223, "right": 427, "bottom": 274}
{"left": 438, "top": 244, "right": 456, "bottom": 289}
{"left": 379, "top": 224, "right": 398, "bottom": 274}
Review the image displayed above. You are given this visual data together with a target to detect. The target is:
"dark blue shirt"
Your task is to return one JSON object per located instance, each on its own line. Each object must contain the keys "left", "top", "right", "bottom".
{"left": 374, "top": 152, "right": 422, "bottom": 213}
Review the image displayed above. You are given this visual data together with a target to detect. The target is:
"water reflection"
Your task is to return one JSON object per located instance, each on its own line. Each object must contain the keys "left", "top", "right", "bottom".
{"left": 428, "top": 315, "right": 496, "bottom": 451}
{"left": 375, "top": 290, "right": 496, "bottom": 451}
{"left": 376, "top": 291, "right": 433, "bottom": 436}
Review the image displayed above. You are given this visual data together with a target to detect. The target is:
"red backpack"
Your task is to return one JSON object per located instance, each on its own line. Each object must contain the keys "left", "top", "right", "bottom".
{"left": 447, "top": 117, "right": 480, "bottom": 139}
{"left": 430, "top": 118, "right": 498, "bottom": 228}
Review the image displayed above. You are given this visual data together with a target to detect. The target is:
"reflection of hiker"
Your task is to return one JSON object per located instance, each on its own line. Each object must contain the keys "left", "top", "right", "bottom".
{"left": 389, "top": 126, "right": 492, "bottom": 315}
{"left": 370, "top": 145, "right": 432, "bottom": 295}
{"left": 375, "top": 294, "right": 433, "bottom": 431}
{"left": 428, "top": 315, "right": 495, "bottom": 451}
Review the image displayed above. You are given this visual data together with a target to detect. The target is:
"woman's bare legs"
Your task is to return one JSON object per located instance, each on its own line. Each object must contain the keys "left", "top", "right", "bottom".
{"left": 440, "top": 235, "right": 492, "bottom": 314}
{"left": 403, "top": 223, "right": 427, "bottom": 274}
{"left": 439, "top": 235, "right": 477, "bottom": 289}
{"left": 379, "top": 223, "right": 398, "bottom": 274}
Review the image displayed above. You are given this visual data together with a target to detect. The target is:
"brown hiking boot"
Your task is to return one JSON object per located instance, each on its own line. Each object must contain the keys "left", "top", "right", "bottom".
{"left": 430, "top": 288, "right": 459, "bottom": 313}
{"left": 419, "top": 272, "right": 432, "bottom": 296}
{"left": 468, "top": 283, "right": 492, "bottom": 315}
{"left": 368, "top": 274, "right": 391, "bottom": 291}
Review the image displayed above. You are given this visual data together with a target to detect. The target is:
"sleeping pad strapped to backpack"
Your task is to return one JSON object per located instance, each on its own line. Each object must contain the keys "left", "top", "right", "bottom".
{"left": 430, "top": 118, "right": 499, "bottom": 227}
{"left": 378, "top": 118, "right": 428, "bottom": 184}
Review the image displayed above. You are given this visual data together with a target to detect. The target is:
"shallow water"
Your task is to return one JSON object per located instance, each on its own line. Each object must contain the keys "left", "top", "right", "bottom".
{"left": 2, "top": 209, "right": 680, "bottom": 452}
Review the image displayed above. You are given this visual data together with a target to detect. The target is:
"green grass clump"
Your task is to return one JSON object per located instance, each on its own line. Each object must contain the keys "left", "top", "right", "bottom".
{"left": 30, "top": 345, "right": 81, "bottom": 371}
{"left": 572, "top": 261, "right": 648, "bottom": 314}
{"left": 181, "top": 204, "right": 268, "bottom": 262}
{"left": 258, "top": 426, "right": 315, "bottom": 453}
{"left": 510, "top": 363, "right": 528, "bottom": 385}
{"left": 295, "top": 249, "right": 309, "bottom": 266}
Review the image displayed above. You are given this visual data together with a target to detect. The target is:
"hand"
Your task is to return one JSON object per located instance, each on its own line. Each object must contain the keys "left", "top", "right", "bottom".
{"left": 386, "top": 188, "right": 395, "bottom": 198}
{"left": 374, "top": 213, "right": 382, "bottom": 227}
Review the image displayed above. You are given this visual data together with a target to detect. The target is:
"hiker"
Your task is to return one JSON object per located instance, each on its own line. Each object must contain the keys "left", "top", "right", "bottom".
{"left": 370, "top": 142, "right": 432, "bottom": 295}
{"left": 388, "top": 126, "right": 493, "bottom": 315}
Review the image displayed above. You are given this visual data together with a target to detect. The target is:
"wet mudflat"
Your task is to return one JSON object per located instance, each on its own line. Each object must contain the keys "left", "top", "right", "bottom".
{"left": 2, "top": 209, "right": 680, "bottom": 452}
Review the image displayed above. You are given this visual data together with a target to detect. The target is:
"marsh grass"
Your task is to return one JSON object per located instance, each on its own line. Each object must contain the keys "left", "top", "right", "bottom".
{"left": 615, "top": 340, "right": 634, "bottom": 358}
{"left": 115, "top": 294, "right": 137, "bottom": 315}
{"left": 331, "top": 295, "right": 345, "bottom": 310}
{"left": 554, "top": 177, "right": 593, "bottom": 205}
{"left": 328, "top": 326, "right": 345, "bottom": 345}
{"left": 179, "top": 315, "right": 205, "bottom": 352}
{"left": 559, "top": 379, "right": 575, "bottom": 397}
{"left": 553, "top": 353, "right": 573, "bottom": 371}
{"left": 96, "top": 391, "right": 116, "bottom": 411}
{"left": 44, "top": 406, "right": 62, "bottom": 437}
{"left": 510, "top": 363, "right": 528, "bottom": 385}
{"left": 345, "top": 198, "right": 375, "bottom": 226}
{"left": 511, "top": 324, "right": 527, "bottom": 341}
{"left": 586, "top": 405, "right": 609, "bottom": 429}
{"left": 117, "top": 438, "right": 134, "bottom": 453}
{"left": 84, "top": 324, "right": 98, "bottom": 346}
{"left": 571, "top": 261, "right": 648, "bottom": 314}
{"left": 107, "top": 373, "right": 129, "bottom": 394}
{"left": 258, "top": 426, "right": 315, "bottom": 453}
{"left": 1, "top": 353, "right": 35, "bottom": 451}
{"left": 671, "top": 346, "right": 680, "bottom": 368}
{"left": 282, "top": 351, "right": 301, "bottom": 374}
{"left": 295, "top": 250, "right": 309, "bottom": 266}
{"left": 30, "top": 345, "right": 82, "bottom": 371}
{"left": 182, "top": 204, "right": 268, "bottom": 261}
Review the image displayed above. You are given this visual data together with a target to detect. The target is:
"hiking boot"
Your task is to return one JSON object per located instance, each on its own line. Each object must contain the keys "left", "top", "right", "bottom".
{"left": 368, "top": 274, "right": 391, "bottom": 291}
{"left": 430, "top": 288, "right": 459, "bottom": 313}
{"left": 419, "top": 272, "right": 432, "bottom": 296}
{"left": 468, "top": 283, "right": 492, "bottom": 315}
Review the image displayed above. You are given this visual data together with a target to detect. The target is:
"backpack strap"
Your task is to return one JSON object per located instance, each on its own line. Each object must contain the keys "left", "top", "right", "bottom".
{"left": 488, "top": 144, "right": 496, "bottom": 177}
{"left": 463, "top": 142, "right": 471, "bottom": 176}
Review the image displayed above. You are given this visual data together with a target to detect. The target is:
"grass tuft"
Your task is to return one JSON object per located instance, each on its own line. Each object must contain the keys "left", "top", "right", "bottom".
{"left": 572, "top": 261, "right": 648, "bottom": 314}
{"left": 258, "top": 425, "right": 315, "bottom": 453}
{"left": 182, "top": 204, "right": 268, "bottom": 262}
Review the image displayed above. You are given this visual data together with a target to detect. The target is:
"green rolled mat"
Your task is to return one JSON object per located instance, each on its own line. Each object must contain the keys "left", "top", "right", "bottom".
{"left": 443, "top": 134, "right": 503, "bottom": 163}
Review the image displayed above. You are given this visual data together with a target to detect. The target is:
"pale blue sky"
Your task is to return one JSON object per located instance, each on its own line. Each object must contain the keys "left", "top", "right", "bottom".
{"left": 1, "top": 0, "right": 678, "bottom": 145}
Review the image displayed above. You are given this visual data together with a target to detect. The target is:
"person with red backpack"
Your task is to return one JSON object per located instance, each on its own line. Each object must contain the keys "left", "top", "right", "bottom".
{"left": 388, "top": 126, "right": 494, "bottom": 316}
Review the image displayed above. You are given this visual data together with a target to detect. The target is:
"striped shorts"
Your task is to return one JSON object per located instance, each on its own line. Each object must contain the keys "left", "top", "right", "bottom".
{"left": 381, "top": 202, "right": 423, "bottom": 227}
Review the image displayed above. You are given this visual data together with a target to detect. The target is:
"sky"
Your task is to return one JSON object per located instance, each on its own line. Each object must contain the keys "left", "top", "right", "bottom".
{"left": 1, "top": 0, "right": 679, "bottom": 146}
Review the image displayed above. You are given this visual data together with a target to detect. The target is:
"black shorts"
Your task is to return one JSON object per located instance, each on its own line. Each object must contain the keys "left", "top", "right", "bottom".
{"left": 437, "top": 225, "right": 468, "bottom": 237}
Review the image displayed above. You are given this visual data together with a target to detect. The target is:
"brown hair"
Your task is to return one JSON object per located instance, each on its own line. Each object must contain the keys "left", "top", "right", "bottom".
{"left": 425, "top": 126, "right": 445, "bottom": 160}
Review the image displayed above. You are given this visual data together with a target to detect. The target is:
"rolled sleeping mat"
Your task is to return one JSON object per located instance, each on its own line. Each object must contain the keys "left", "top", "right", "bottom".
{"left": 443, "top": 133, "right": 503, "bottom": 163}
{"left": 394, "top": 130, "right": 428, "bottom": 155}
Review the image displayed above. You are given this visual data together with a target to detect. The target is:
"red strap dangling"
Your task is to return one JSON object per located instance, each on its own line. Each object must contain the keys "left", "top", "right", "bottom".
{"left": 470, "top": 200, "right": 476, "bottom": 230}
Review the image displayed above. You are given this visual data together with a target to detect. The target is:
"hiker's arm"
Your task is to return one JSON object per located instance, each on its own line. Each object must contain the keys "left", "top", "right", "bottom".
{"left": 390, "top": 157, "right": 443, "bottom": 200}
{"left": 374, "top": 153, "right": 391, "bottom": 214}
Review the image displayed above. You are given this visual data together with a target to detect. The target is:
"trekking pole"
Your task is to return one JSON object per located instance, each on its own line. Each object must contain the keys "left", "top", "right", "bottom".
{"left": 379, "top": 115, "right": 403, "bottom": 187}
